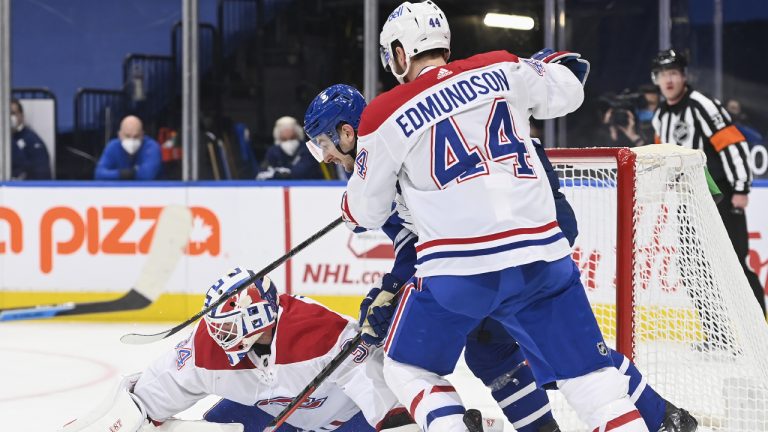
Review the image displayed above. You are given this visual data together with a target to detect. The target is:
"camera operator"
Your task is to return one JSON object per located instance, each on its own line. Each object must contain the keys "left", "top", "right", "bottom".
{"left": 597, "top": 91, "right": 647, "bottom": 148}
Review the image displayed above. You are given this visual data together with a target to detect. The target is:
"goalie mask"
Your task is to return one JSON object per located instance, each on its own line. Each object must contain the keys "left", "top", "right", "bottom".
{"left": 203, "top": 267, "right": 278, "bottom": 366}
{"left": 380, "top": 1, "right": 451, "bottom": 84}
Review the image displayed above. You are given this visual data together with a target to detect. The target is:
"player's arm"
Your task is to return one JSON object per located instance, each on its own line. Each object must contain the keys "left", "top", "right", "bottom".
{"left": 60, "top": 369, "right": 238, "bottom": 432}
{"left": 532, "top": 139, "right": 578, "bottom": 246}
{"left": 343, "top": 132, "right": 401, "bottom": 230}
{"left": 517, "top": 54, "right": 585, "bottom": 120}
{"left": 691, "top": 96, "right": 752, "bottom": 196}
{"left": 358, "top": 210, "right": 417, "bottom": 344}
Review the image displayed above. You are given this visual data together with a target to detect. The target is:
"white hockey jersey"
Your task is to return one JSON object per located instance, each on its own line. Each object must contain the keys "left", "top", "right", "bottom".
{"left": 133, "top": 295, "right": 400, "bottom": 431}
{"left": 343, "top": 51, "right": 584, "bottom": 277}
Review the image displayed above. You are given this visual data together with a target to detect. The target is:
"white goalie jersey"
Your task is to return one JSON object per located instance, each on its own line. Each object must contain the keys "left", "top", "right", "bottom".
{"left": 132, "top": 295, "right": 400, "bottom": 430}
{"left": 343, "top": 51, "right": 584, "bottom": 277}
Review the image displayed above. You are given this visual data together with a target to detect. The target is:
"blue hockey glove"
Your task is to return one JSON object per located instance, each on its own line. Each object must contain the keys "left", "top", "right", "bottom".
{"left": 359, "top": 273, "right": 402, "bottom": 345}
{"left": 531, "top": 48, "right": 590, "bottom": 85}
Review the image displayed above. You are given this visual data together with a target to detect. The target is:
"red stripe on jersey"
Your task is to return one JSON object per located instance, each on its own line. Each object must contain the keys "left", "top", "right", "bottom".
{"left": 358, "top": 51, "right": 520, "bottom": 137}
{"left": 431, "top": 385, "right": 457, "bottom": 394}
{"left": 409, "top": 390, "right": 426, "bottom": 420}
{"left": 415, "top": 221, "right": 559, "bottom": 253}
{"left": 275, "top": 294, "right": 350, "bottom": 365}
{"left": 592, "top": 410, "right": 643, "bottom": 432}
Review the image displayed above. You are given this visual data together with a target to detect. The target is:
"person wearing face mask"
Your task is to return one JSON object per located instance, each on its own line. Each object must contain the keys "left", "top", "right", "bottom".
{"left": 94, "top": 115, "right": 162, "bottom": 180}
{"left": 10, "top": 99, "right": 52, "bottom": 180}
{"left": 256, "top": 116, "right": 323, "bottom": 180}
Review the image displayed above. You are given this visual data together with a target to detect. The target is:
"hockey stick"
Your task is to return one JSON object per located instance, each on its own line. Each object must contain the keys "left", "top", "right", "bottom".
{"left": 121, "top": 216, "right": 344, "bottom": 345}
{"left": 263, "top": 288, "right": 405, "bottom": 432}
{"left": 0, "top": 205, "right": 193, "bottom": 322}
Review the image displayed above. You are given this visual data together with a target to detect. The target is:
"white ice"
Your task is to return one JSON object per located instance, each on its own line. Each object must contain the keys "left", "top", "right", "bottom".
{"left": 0, "top": 322, "right": 512, "bottom": 431}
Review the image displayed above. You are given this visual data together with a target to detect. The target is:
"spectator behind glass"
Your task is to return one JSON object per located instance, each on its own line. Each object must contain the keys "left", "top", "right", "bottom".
{"left": 595, "top": 92, "right": 646, "bottom": 148}
{"left": 256, "top": 116, "right": 323, "bottom": 180}
{"left": 636, "top": 84, "right": 659, "bottom": 144}
{"left": 725, "top": 99, "right": 763, "bottom": 147}
{"left": 94, "top": 115, "right": 161, "bottom": 180}
{"left": 10, "top": 99, "right": 52, "bottom": 180}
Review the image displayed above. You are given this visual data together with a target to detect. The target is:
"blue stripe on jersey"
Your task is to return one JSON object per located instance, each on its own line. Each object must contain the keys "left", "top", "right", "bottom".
{"left": 426, "top": 405, "right": 466, "bottom": 428}
{"left": 416, "top": 233, "right": 565, "bottom": 265}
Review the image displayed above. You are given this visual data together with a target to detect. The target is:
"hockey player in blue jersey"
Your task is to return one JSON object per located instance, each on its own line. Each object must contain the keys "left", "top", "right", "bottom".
{"left": 304, "top": 79, "right": 697, "bottom": 432}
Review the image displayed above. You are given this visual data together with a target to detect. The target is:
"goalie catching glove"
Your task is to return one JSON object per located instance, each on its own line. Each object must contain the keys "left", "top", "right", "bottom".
{"left": 359, "top": 273, "right": 402, "bottom": 345}
{"left": 531, "top": 48, "right": 590, "bottom": 85}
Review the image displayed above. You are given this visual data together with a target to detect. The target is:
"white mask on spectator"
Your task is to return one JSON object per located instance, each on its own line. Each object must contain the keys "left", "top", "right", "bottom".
{"left": 10, "top": 114, "right": 18, "bottom": 131}
{"left": 121, "top": 138, "right": 142, "bottom": 155}
{"left": 279, "top": 139, "right": 301, "bottom": 156}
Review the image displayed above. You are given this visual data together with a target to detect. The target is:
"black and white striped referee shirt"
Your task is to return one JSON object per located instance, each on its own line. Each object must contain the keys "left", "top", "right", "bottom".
{"left": 652, "top": 87, "right": 752, "bottom": 194}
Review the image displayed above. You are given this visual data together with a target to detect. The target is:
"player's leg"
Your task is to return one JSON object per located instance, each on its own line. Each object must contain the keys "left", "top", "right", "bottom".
{"left": 383, "top": 279, "right": 487, "bottom": 431}
{"left": 491, "top": 256, "right": 647, "bottom": 431}
{"left": 609, "top": 349, "right": 698, "bottom": 432}
{"left": 203, "top": 399, "right": 300, "bottom": 432}
{"left": 465, "top": 318, "right": 559, "bottom": 432}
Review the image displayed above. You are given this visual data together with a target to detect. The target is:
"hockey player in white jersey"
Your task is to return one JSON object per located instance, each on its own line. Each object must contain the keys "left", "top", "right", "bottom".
{"left": 337, "top": 1, "right": 649, "bottom": 431}
{"left": 305, "top": 83, "right": 698, "bottom": 432}
{"left": 61, "top": 268, "right": 417, "bottom": 432}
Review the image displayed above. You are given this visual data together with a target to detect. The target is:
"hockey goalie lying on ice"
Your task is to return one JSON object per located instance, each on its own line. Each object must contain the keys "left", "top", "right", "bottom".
{"left": 59, "top": 268, "right": 418, "bottom": 432}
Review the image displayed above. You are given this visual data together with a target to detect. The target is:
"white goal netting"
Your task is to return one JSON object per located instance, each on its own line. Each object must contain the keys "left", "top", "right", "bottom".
{"left": 546, "top": 144, "right": 768, "bottom": 431}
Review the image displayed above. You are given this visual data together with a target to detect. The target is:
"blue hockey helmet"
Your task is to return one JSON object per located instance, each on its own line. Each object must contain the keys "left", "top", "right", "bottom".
{"left": 303, "top": 84, "right": 367, "bottom": 162}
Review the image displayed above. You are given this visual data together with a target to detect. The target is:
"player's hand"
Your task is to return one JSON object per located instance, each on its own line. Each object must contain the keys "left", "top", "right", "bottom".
{"left": 531, "top": 48, "right": 590, "bottom": 85}
{"left": 359, "top": 273, "right": 401, "bottom": 345}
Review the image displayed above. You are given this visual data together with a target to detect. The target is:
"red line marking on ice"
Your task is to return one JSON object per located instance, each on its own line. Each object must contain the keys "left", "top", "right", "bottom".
{"left": 0, "top": 347, "right": 118, "bottom": 401}
{"left": 283, "top": 187, "right": 293, "bottom": 295}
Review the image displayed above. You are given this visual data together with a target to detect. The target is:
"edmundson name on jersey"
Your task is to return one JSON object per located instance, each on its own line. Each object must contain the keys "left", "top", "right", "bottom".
{"left": 395, "top": 68, "right": 511, "bottom": 138}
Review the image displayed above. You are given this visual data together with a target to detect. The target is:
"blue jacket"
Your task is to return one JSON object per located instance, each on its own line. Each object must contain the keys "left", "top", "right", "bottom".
{"left": 95, "top": 137, "right": 162, "bottom": 180}
{"left": 11, "top": 127, "right": 52, "bottom": 180}
{"left": 258, "top": 145, "right": 323, "bottom": 180}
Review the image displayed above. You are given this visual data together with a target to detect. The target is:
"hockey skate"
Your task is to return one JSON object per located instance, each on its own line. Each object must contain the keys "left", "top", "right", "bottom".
{"left": 537, "top": 419, "right": 561, "bottom": 432}
{"left": 463, "top": 409, "right": 484, "bottom": 432}
{"left": 658, "top": 402, "right": 698, "bottom": 432}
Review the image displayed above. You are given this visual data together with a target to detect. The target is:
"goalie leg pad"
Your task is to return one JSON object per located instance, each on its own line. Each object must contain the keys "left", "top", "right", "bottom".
{"left": 558, "top": 367, "right": 648, "bottom": 431}
{"left": 59, "top": 375, "right": 148, "bottom": 432}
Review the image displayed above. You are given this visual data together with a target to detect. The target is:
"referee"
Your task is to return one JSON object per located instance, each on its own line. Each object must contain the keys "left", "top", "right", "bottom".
{"left": 651, "top": 49, "right": 765, "bottom": 318}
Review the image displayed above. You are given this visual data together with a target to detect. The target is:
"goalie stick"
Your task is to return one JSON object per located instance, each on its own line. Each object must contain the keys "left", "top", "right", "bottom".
{"left": 120, "top": 216, "right": 343, "bottom": 345}
{"left": 263, "top": 288, "right": 405, "bottom": 432}
{"left": 0, "top": 205, "right": 193, "bottom": 322}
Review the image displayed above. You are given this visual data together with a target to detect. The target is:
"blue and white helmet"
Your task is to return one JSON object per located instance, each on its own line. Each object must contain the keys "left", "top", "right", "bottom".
{"left": 380, "top": 1, "right": 451, "bottom": 84}
{"left": 203, "top": 267, "right": 278, "bottom": 366}
{"left": 303, "top": 84, "right": 367, "bottom": 163}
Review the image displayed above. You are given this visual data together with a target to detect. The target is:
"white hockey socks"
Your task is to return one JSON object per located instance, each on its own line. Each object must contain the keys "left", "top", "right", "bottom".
{"left": 383, "top": 357, "right": 467, "bottom": 432}
{"left": 558, "top": 367, "right": 648, "bottom": 432}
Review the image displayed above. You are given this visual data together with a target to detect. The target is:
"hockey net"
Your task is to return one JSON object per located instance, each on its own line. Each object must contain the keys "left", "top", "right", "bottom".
{"left": 545, "top": 144, "right": 768, "bottom": 431}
